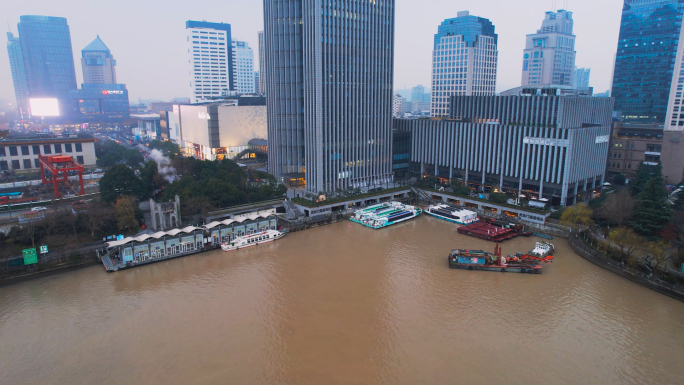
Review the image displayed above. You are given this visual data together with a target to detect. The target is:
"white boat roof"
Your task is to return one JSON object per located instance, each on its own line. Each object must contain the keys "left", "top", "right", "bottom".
{"left": 204, "top": 213, "right": 274, "bottom": 229}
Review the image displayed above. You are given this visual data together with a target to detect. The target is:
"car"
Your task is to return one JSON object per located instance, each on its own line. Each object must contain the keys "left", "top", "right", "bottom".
{"left": 31, "top": 206, "right": 48, "bottom": 212}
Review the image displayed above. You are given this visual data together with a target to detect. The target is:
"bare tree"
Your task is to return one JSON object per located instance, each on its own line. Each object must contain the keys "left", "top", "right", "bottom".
{"left": 596, "top": 190, "right": 635, "bottom": 226}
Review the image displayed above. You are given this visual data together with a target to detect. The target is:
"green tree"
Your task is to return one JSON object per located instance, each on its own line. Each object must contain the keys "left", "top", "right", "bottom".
{"left": 630, "top": 163, "right": 662, "bottom": 196}
{"left": 123, "top": 149, "right": 144, "bottom": 167}
{"left": 149, "top": 140, "right": 182, "bottom": 158}
{"left": 450, "top": 180, "right": 471, "bottom": 196}
{"left": 560, "top": 203, "right": 593, "bottom": 233}
{"left": 100, "top": 165, "right": 147, "bottom": 203}
{"left": 114, "top": 196, "right": 140, "bottom": 234}
{"left": 139, "top": 161, "right": 159, "bottom": 198}
{"left": 607, "top": 227, "right": 643, "bottom": 263}
{"left": 672, "top": 187, "right": 684, "bottom": 211}
{"left": 612, "top": 173, "right": 626, "bottom": 186}
{"left": 489, "top": 192, "right": 508, "bottom": 204}
{"left": 630, "top": 175, "right": 671, "bottom": 237}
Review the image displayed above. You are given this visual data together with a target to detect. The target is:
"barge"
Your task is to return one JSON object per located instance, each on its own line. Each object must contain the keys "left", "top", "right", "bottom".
{"left": 350, "top": 201, "right": 422, "bottom": 229}
{"left": 221, "top": 229, "right": 285, "bottom": 251}
{"left": 448, "top": 243, "right": 553, "bottom": 274}
{"left": 457, "top": 218, "right": 531, "bottom": 242}
{"left": 424, "top": 204, "right": 478, "bottom": 225}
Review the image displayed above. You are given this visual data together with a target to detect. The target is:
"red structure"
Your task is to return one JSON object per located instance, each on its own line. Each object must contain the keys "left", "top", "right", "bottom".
{"left": 38, "top": 155, "right": 85, "bottom": 198}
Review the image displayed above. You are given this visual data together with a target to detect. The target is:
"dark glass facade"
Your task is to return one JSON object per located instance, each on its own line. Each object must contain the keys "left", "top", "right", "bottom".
{"left": 612, "top": 0, "right": 684, "bottom": 123}
{"left": 67, "top": 84, "right": 130, "bottom": 123}
{"left": 6, "top": 32, "right": 30, "bottom": 119}
{"left": 434, "top": 14, "right": 497, "bottom": 48}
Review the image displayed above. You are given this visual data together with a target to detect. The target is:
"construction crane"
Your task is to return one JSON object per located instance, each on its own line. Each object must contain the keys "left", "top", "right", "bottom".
{"left": 38, "top": 155, "right": 85, "bottom": 198}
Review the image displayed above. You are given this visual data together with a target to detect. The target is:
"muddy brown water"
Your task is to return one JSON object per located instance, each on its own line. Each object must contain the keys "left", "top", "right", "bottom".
{"left": 1, "top": 216, "right": 683, "bottom": 384}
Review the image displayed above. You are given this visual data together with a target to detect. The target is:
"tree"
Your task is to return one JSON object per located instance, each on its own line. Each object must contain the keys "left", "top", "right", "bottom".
{"left": 630, "top": 175, "right": 671, "bottom": 237}
{"left": 450, "top": 180, "right": 471, "bottom": 196}
{"left": 123, "top": 149, "right": 144, "bottom": 167}
{"left": 629, "top": 163, "right": 662, "bottom": 196}
{"left": 100, "top": 165, "right": 146, "bottom": 203}
{"left": 149, "top": 140, "right": 182, "bottom": 158}
{"left": 638, "top": 240, "right": 670, "bottom": 273}
{"left": 672, "top": 187, "right": 684, "bottom": 211}
{"left": 595, "top": 190, "right": 635, "bottom": 227}
{"left": 613, "top": 173, "right": 626, "bottom": 186}
{"left": 560, "top": 203, "right": 593, "bottom": 233}
{"left": 139, "top": 161, "right": 159, "bottom": 198}
{"left": 114, "top": 196, "right": 140, "bottom": 234}
{"left": 607, "top": 227, "right": 643, "bottom": 262}
{"left": 489, "top": 192, "right": 508, "bottom": 204}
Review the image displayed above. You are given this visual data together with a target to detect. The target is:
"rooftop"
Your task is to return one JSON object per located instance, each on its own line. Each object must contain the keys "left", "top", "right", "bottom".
{"left": 82, "top": 35, "right": 110, "bottom": 52}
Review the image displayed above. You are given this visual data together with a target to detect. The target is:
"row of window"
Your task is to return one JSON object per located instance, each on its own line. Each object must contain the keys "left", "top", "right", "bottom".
{"left": 0, "top": 156, "right": 85, "bottom": 171}
{"left": 0, "top": 143, "right": 83, "bottom": 157}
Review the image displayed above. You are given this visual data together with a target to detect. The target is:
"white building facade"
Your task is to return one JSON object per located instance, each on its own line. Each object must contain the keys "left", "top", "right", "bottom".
{"left": 232, "top": 39, "right": 255, "bottom": 94}
{"left": 186, "top": 21, "right": 234, "bottom": 103}
{"left": 430, "top": 11, "right": 498, "bottom": 117}
{"left": 521, "top": 10, "right": 576, "bottom": 87}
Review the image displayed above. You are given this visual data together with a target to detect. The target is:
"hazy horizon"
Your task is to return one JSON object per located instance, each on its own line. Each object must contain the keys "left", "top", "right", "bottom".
{"left": 1, "top": 0, "right": 622, "bottom": 108}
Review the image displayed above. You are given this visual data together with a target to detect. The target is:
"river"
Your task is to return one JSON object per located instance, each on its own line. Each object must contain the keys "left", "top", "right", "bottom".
{"left": 1, "top": 216, "right": 683, "bottom": 384}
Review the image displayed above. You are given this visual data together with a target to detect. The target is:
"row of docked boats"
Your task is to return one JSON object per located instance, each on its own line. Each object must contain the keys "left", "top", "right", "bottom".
{"left": 349, "top": 201, "right": 555, "bottom": 274}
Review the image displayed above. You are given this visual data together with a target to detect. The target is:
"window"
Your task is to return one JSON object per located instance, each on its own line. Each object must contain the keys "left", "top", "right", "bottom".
{"left": 0, "top": 161, "right": 7, "bottom": 170}
{"left": 43, "top": 145, "right": 52, "bottom": 154}
{"left": 75, "top": 143, "right": 82, "bottom": 152}
{"left": 11, "top": 160, "right": 20, "bottom": 169}
{"left": 32, "top": 145, "right": 40, "bottom": 155}
{"left": 9, "top": 147, "right": 17, "bottom": 156}
{"left": 0, "top": 147, "right": 5, "bottom": 157}
{"left": 77, "top": 156, "right": 84, "bottom": 164}
{"left": 21, "top": 146, "right": 29, "bottom": 156}
{"left": 23, "top": 159, "right": 31, "bottom": 169}
{"left": 54, "top": 144, "right": 62, "bottom": 153}
{"left": 64, "top": 143, "right": 72, "bottom": 153}
{"left": 34, "top": 159, "right": 40, "bottom": 168}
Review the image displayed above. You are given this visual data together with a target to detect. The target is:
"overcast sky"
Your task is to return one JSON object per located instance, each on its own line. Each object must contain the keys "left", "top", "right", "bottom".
{"left": 0, "top": 0, "right": 622, "bottom": 106}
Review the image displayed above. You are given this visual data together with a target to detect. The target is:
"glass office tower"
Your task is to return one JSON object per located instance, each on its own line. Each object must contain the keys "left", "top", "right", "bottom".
{"left": 6, "top": 32, "right": 30, "bottom": 120}
{"left": 611, "top": 0, "right": 684, "bottom": 123}
{"left": 263, "top": 0, "right": 395, "bottom": 193}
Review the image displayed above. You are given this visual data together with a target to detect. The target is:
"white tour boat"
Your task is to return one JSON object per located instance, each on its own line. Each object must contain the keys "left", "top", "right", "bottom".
{"left": 424, "top": 203, "right": 479, "bottom": 225}
{"left": 221, "top": 229, "right": 285, "bottom": 251}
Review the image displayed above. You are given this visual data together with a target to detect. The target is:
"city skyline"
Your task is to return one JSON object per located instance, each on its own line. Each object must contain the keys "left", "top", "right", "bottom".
{"left": 1, "top": 0, "right": 622, "bottom": 108}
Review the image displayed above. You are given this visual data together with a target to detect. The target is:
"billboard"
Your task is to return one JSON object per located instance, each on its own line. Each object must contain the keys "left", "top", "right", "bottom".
{"left": 29, "top": 98, "right": 60, "bottom": 117}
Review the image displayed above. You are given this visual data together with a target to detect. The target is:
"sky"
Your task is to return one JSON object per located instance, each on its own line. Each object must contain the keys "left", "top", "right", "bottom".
{"left": 0, "top": 0, "right": 623, "bottom": 107}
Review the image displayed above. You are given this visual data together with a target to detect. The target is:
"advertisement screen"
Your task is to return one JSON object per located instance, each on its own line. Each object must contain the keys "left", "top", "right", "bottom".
{"left": 29, "top": 98, "right": 60, "bottom": 117}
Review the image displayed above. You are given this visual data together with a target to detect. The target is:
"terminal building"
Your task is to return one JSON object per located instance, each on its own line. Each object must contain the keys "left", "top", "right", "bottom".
{"left": 395, "top": 91, "right": 614, "bottom": 206}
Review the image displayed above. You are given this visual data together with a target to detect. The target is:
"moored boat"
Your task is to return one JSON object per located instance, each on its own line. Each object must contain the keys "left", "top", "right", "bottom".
{"left": 457, "top": 218, "right": 531, "bottom": 242}
{"left": 425, "top": 204, "right": 478, "bottom": 225}
{"left": 221, "top": 229, "right": 285, "bottom": 251}
{"left": 350, "top": 201, "right": 422, "bottom": 229}
{"left": 448, "top": 243, "right": 552, "bottom": 274}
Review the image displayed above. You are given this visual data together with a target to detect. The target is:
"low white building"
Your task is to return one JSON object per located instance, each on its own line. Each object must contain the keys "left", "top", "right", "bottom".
{"left": 0, "top": 134, "right": 97, "bottom": 172}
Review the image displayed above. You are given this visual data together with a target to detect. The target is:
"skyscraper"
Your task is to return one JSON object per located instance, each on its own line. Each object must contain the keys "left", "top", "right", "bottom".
{"left": 611, "top": 0, "right": 684, "bottom": 123}
{"left": 17, "top": 15, "right": 78, "bottom": 116}
{"left": 521, "top": 10, "right": 576, "bottom": 87}
{"left": 430, "top": 11, "right": 498, "bottom": 117}
{"left": 232, "top": 39, "right": 255, "bottom": 94}
{"left": 258, "top": 30, "right": 265, "bottom": 95}
{"left": 6, "top": 32, "right": 30, "bottom": 119}
{"left": 264, "top": 0, "right": 395, "bottom": 193}
{"left": 81, "top": 35, "right": 117, "bottom": 84}
{"left": 186, "top": 21, "right": 234, "bottom": 103}
{"left": 662, "top": 9, "right": 684, "bottom": 184}
{"left": 573, "top": 67, "right": 591, "bottom": 89}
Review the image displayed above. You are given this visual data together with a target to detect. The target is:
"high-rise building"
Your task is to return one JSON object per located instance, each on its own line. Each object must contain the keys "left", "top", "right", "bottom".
{"left": 6, "top": 32, "right": 30, "bottom": 119}
{"left": 663, "top": 8, "right": 684, "bottom": 184}
{"left": 521, "top": 10, "right": 576, "bottom": 87}
{"left": 17, "top": 15, "right": 78, "bottom": 117}
{"left": 430, "top": 11, "right": 498, "bottom": 117}
{"left": 81, "top": 35, "right": 117, "bottom": 84}
{"left": 254, "top": 71, "right": 260, "bottom": 94}
{"left": 573, "top": 67, "right": 591, "bottom": 89}
{"left": 264, "top": 0, "right": 395, "bottom": 193}
{"left": 612, "top": 0, "right": 684, "bottom": 123}
{"left": 232, "top": 39, "right": 255, "bottom": 94}
{"left": 393, "top": 94, "right": 407, "bottom": 118}
{"left": 258, "top": 30, "right": 265, "bottom": 95}
{"left": 186, "top": 20, "right": 234, "bottom": 103}
{"left": 411, "top": 85, "right": 430, "bottom": 103}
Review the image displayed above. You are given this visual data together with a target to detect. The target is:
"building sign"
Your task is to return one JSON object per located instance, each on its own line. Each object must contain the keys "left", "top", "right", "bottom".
{"left": 39, "top": 245, "right": 48, "bottom": 254}
{"left": 22, "top": 248, "right": 38, "bottom": 265}
{"left": 595, "top": 135, "right": 610, "bottom": 144}
{"left": 523, "top": 137, "right": 569, "bottom": 147}
{"left": 102, "top": 90, "right": 124, "bottom": 95}
{"left": 518, "top": 212, "right": 546, "bottom": 224}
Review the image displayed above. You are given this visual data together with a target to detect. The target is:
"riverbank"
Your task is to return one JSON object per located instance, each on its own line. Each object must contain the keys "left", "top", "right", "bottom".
{"left": 568, "top": 234, "right": 684, "bottom": 302}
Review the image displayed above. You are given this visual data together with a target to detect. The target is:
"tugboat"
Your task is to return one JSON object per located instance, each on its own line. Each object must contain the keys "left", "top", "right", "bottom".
{"left": 425, "top": 204, "right": 479, "bottom": 225}
{"left": 448, "top": 243, "right": 552, "bottom": 274}
{"left": 221, "top": 229, "right": 285, "bottom": 251}
{"left": 350, "top": 201, "right": 422, "bottom": 229}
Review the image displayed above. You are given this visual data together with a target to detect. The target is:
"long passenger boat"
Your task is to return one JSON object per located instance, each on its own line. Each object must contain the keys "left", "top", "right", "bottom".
{"left": 350, "top": 201, "right": 422, "bottom": 229}
{"left": 425, "top": 204, "right": 479, "bottom": 225}
{"left": 221, "top": 229, "right": 285, "bottom": 251}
